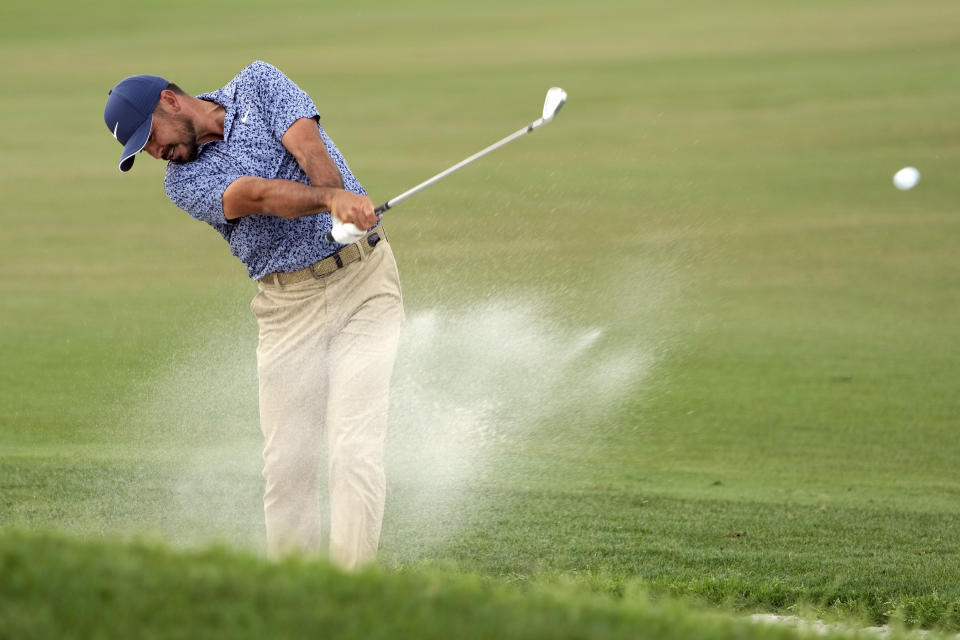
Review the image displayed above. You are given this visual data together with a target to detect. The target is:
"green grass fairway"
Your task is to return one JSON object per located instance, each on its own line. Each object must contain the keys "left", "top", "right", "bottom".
{"left": 2, "top": 0, "right": 959, "bottom": 637}
{"left": 2, "top": 532, "right": 888, "bottom": 640}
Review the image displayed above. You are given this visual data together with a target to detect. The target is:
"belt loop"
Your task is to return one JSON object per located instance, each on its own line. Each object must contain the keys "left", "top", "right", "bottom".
{"left": 363, "top": 226, "right": 383, "bottom": 259}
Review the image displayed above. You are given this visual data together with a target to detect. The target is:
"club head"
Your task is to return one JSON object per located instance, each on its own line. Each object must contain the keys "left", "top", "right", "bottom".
{"left": 542, "top": 87, "right": 567, "bottom": 122}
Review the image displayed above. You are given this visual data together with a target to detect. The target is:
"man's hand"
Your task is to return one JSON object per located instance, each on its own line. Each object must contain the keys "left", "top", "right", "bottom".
{"left": 329, "top": 190, "right": 377, "bottom": 230}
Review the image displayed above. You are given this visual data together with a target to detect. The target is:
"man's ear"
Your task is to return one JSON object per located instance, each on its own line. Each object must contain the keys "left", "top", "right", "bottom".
{"left": 157, "top": 89, "right": 182, "bottom": 114}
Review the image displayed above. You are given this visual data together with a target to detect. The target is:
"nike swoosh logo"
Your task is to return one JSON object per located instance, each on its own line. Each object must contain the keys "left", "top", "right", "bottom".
{"left": 240, "top": 108, "right": 250, "bottom": 123}
{"left": 112, "top": 122, "right": 120, "bottom": 140}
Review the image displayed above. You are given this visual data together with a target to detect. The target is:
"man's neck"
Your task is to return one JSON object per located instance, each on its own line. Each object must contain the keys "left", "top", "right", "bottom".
{"left": 195, "top": 98, "right": 226, "bottom": 145}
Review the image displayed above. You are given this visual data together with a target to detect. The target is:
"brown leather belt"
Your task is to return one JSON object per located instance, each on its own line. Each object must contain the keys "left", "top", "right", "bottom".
{"left": 259, "top": 225, "right": 387, "bottom": 287}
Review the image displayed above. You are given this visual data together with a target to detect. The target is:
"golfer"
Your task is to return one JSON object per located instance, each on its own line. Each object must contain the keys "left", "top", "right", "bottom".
{"left": 104, "top": 61, "right": 404, "bottom": 570}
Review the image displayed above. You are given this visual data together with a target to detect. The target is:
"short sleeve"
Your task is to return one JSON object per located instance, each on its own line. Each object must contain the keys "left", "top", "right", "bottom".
{"left": 165, "top": 164, "right": 243, "bottom": 227}
{"left": 247, "top": 61, "right": 320, "bottom": 142}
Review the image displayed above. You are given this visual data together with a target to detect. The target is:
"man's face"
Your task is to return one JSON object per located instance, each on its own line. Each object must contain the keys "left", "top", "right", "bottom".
{"left": 143, "top": 109, "right": 199, "bottom": 164}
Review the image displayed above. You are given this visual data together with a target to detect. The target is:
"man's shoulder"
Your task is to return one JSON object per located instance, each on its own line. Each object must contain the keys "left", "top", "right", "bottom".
{"left": 163, "top": 158, "right": 202, "bottom": 194}
{"left": 198, "top": 61, "right": 283, "bottom": 102}
{"left": 234, "top": 60, "right": 286, "bottom": 87}
{"left": 163, "top": 153, "right": 240, "bottom": 225}
{"left": 163, "top": 150, "right": 234, "bottom": 189}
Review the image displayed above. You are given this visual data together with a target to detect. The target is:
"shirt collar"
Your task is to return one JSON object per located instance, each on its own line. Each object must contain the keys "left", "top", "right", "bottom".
{"left": 197, "top": 80, "right": 239, "bottom": 143}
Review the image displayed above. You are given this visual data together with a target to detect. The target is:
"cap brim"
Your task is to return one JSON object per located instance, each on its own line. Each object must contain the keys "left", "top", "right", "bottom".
{"left": 118, "top": 114, "right": 153, "bottom": 172}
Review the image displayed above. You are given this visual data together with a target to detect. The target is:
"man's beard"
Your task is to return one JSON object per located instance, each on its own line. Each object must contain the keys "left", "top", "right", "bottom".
{"left": 169, "top": 113, "right": 199, "bottom": 163}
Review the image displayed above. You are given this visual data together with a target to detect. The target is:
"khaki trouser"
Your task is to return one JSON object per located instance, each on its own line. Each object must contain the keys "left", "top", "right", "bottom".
{"left": 250, "top": 237, "right": 403, "bottom": 570}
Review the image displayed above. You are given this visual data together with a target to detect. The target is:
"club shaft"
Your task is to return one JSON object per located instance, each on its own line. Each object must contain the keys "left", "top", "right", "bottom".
{"left": 327, "top": 113, "right": 554, "bottom": 242}
{"left": 374, "top": 117, "right": 548, "bottom": 214}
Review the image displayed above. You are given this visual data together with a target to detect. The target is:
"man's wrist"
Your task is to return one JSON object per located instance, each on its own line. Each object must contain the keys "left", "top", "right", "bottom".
{"left": 311, "top": 185, "right": 341, "bottom": 216}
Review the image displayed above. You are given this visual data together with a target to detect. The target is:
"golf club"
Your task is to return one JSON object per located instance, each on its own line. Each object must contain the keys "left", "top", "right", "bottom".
{"left": 327, "top": 87, "right": 568, "bottom": 243}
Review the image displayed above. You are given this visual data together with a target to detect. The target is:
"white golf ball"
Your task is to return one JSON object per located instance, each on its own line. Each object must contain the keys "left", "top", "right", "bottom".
{"left": 893, "top": 166, "right": 920, "bottom": 190}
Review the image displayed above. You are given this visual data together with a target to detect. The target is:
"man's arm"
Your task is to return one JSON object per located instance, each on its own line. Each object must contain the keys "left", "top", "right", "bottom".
{"left": 222, "top": 177, "right": 377, "bottom": 228}
{"left": 281, "top": 117, "right": 344, "bottom": 189}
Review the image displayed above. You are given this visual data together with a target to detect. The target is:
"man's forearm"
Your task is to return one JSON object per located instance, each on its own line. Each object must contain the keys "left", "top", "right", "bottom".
{"left": 282, "top": 118, "right": 345, "bottom": 189}
{"left": 298, "top": 147, "right": 344, "bottom": 190}
{"left": 223, "top": 176, "right": 339, "bottom": 220}
{"left": 222, "top": 176, "right": 377, "bottom": 229}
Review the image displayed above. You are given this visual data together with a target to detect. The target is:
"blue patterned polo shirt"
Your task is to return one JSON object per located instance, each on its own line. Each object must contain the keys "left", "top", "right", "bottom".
{"left": 163, "top": 61, "right": 368, "bottom": 280}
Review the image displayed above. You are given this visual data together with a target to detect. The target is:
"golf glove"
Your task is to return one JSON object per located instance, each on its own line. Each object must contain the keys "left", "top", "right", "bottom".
{"left": 329, "top": 218, "right": 366, "bottom": 244}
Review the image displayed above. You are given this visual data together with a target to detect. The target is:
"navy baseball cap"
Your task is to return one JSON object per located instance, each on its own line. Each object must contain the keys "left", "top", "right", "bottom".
{"left": 104, "top": 74, "right": 169, "bottom": 172}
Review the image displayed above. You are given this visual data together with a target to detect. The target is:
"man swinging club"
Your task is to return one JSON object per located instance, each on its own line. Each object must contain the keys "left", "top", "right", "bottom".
{"left": 104, "top": 61, "right": 404, "bottom": 570}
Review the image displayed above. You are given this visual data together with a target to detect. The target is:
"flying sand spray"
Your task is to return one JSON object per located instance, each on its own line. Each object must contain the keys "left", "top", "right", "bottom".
{"left": 126, "top": 297, "right": 655, "bottom": 554}
{"left": 328, "top": 87, "right": 568, "bottom": 243}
